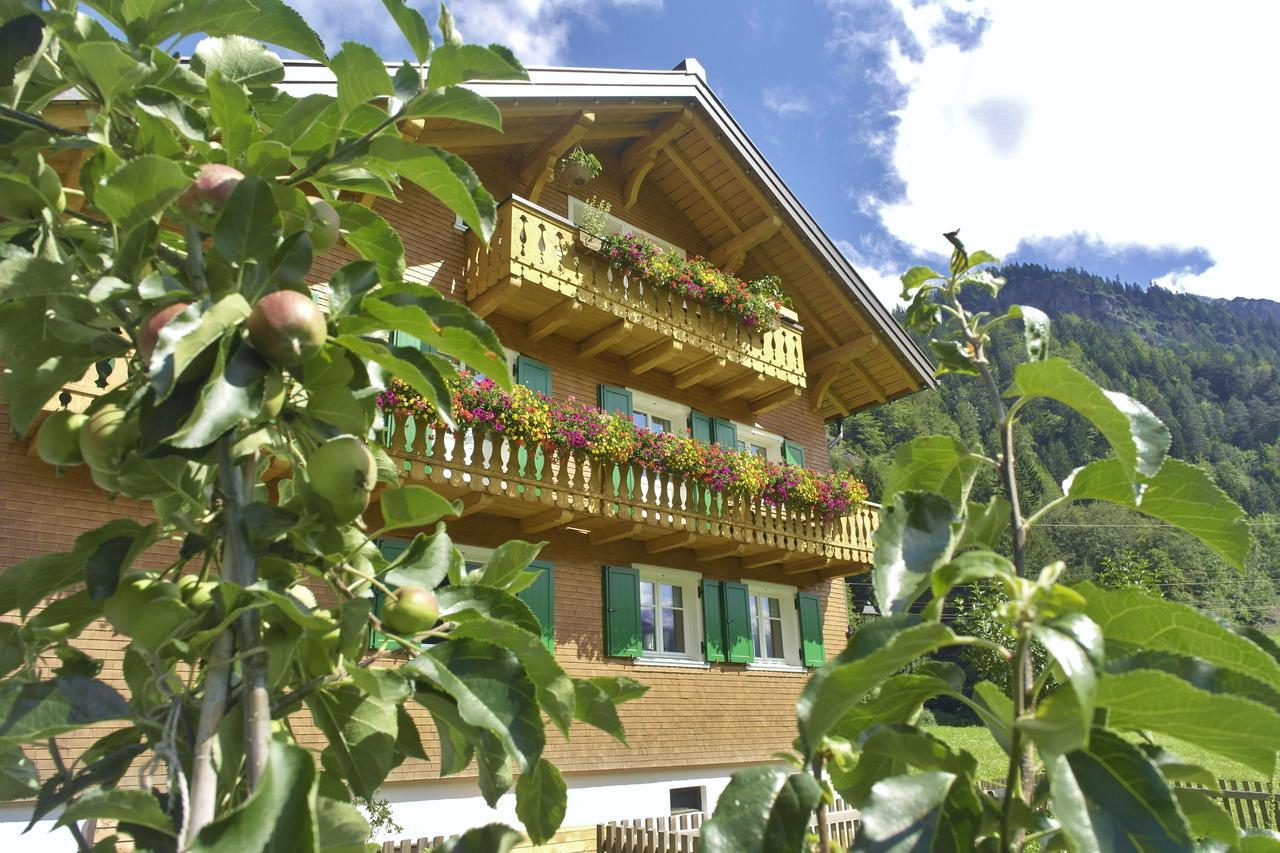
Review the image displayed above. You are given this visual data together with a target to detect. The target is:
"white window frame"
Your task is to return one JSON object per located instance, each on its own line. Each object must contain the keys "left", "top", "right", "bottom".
{"left": 743, "top": 580, "right": 804, "bottom": 671}
{"left": 733, "top": 422, "right": 784, "bottom": 462}
{"left": 633, "top": 565, "right": 705, "bottom": 667}
{"left": 568, "top": 197, "right": 686, "bottom": 258}
{"left": 630, "top": 389, "right": 690, "bottom": 436}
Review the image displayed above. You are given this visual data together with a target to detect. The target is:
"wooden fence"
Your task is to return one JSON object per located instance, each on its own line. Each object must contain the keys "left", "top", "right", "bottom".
{"left": 596, "top": 798, "right": 860, "bottom": 852}
{"left": 1178, "top": 779, "right": 1278, "bottom": 832}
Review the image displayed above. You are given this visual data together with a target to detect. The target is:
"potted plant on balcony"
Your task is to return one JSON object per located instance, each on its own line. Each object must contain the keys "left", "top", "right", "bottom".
{"left": 561, "top": 145, "right": 602, "bottom": 186}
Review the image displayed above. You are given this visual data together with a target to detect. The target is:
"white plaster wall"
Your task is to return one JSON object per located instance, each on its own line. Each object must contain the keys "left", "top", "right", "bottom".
{"left": 373, "top": 762, "right": 773, "bottom": 842}
{"left": 0, "top": 803, "right": 73, "bottom": 851}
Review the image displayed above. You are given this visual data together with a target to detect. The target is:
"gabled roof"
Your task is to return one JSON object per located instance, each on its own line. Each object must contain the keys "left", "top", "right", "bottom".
{"left": 285, "top": 60, "right": 938, "bottom": 416}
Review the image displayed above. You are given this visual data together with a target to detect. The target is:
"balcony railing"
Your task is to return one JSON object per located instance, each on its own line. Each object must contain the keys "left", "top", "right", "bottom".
{"left": 382, "top": 411, "right": 876, "bottom": 576}
{"left": 465, "top": 198, "right": 807, "bottom": 409}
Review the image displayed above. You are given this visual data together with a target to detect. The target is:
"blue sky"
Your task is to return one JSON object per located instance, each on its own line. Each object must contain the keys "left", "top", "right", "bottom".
{"left": 289, "top": 0, "right": 1279, "bottom": 306}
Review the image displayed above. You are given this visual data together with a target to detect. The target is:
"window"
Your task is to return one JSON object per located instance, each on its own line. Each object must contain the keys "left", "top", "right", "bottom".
{"left": 630, "top": 389, "right": 688, "bottom": 435}
{"left": 568, "top": 197, "right": 686, "bottom": 257}
{"left": 732, "top": 422, "right": 783, "bottom": 461}
{"left": 670, "top": 786, "right": 704, "bottom": 815}
{"left": 750, "top": 592, "right": 785, "bottom": 660}
{"left": 603, "top": 565, "right": 704, "bottom": 665}
{"left": 742, "top": 581, "right": 805, "bottom": 669}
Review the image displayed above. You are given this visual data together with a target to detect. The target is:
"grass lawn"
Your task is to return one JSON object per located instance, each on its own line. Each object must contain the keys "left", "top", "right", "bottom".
{"left": 923, "top": 725, "right": 1277, "bottom": 786}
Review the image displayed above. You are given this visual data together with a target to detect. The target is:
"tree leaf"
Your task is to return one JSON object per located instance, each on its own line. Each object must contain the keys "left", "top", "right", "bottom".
{"left": 700, "top": 766, "right": 821, "bottom": 853}
{"left": 191, "top": 35, "right": 284, "bottom": 87}
{"left": 1023, "top": 616, "right": 1103, "bottom": 752}
{"left": 0, "top": 254, "right": 73, "bottom": 301}
{"left": 1008, "top": 358, "right": 1170, "bottom": 478}
{"left": 572, "top": 679, "right": 627, "bottom": 745}
{"left": 333, "top": 334, "right": 454, "bottom": 420}
{"left": 931, "top": 550, "right": 1014, "bottom": 600}
{"left": 403, "top": 638, "right": 544, "bottom": 772}
{"left": 1096, "top": 669, "right": 1280, "bottom": 777}
{"left": 1109, "top": 649, "right": 1280, "bottom": 708}
{"left": 25, "top": 589, "right": 102, "bottom": 640}
{"left": 900, "top": 265, "right": 943, "bottom": 298}
{"left": 0, "top": 519, "right": 155, "bottom": 617}
{"left": 165, "top": 0, "right": 327, "bottom": 63}
{"left": 368, "top": 137, "right": 496, "bottom": 241}
{"left": 1043, "top": 728, "right": 1193, "bottom": 853}
{"left": 434, "top": 586, "right": 541, "bottom": 636}
{"left": 515, "top": 758, "right": 566, "bottom": 844}
{"left": 326, "top": 260, "right": 379, "bottom": 318}
{"left": 469, "top": 540, "right": 544, "bottom": 589}
{"left": 830, "top": 663, "right": 965, "bottom": 745}
{"left": 1080, "top": 582, "right": 1280, "bottom": 692}
{"left": 330, "top": 41, "right": 392, "bottom": 115}
{"left": 192, "top": 740, "right": 318, "bottom": 852}
{"left": 796, "top": 616, "right": 959, "bottom": 753}
{"left": 166, "top": 337, "right": 269, "bottom": 449}
{"left": 873, "top": 491, "right": 959, "bottom": 616}
{"left": 0, "top": 677, "right": 130, "bottom": 751}
{"left": 881, "top": 435, "right": 988, "bottom": 508}
{"left": 380, "top": 0, "right": 432, "bottom": 64}
{"left": 955, "top": 496, "right": 1010, "bottom": 552}
{"left": 857, "top": 771, "right": 984, "bottom": 852}
{"left": 384, "top": 528, "right": 460, "bottom": 591}
{"left": 435, "top": 824, "right": 522, "bottom": 853}
{"left": 57, "top": 788, "right": 174, "bottom": 834}
{"left": 834, "top": 724, "right": 978, "bottom": 810}
{"left": 414, "top": 689, "right": 477, "bottom": 777}
{"left": 424, "top": 43, "right": 527, "bottom": 90}
{"left": 401, "top": 86, "right": 501, "bottom": 130}
{"left": 316, "top": 796, "right": 370, "bottom": 853}
{"left": 94, "top": 154, "right": 190, "bottom": 228}
{"left": 1064, "top": 458, "right": 1250, "bottom": 569}
{"left": 0, "top": 746, "right": 37, "bottom": 800}
{"left": 214, "top": 175, "right": 281, "bottom": 266}
{"left": 447, "top": 616, "right": 574, "bottom": 737}
{"left": 68, "top": 40, "right": 150, "bottom": 107}
{"left": 206, "top": 70, "right": 254, "bottom": 161}
{"left": 379, "top": 485, "right": 459, "bottom": 531}
{"left": 306, "top": 683, "right": 399, "bottom": 800}
{"left": 1009, "top": 304, "right": 1050, "bottom": 361}
{"left": 332, "top": 201, "right": 405, "bottom": 283}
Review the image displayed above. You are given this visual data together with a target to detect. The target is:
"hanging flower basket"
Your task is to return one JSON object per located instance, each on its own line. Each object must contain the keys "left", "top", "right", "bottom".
{"left": 562, "top": 159, "right": 595, "bottom": 186}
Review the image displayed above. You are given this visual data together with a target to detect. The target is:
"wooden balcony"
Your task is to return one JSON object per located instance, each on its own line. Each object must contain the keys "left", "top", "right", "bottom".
{"left": 465, "top": 197, "right": 808, "bottom": 415}
{"left": 382, "top": 412, "right": 877, "bottom": 578}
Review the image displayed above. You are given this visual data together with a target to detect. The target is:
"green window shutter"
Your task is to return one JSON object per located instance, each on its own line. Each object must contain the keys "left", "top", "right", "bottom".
{"left": 701, "top": 579, "right": 725, "bottom": 662}
{"left": 721, "top": 581, "right": 753, "bottom": 664}
{"left": 517, "top": 561, "right": 555, "bottom": 652}
{"left": 713, "top": 418, "right": 737, "bottom": 448}
{"left": 783, "top": 440, "right": 806, "bottom": 467}
{"left": 797, "top": 591, "right": 825, "bottom": 667}
{"left": 516, "top": 355, "right": 552, "bottom": 397}
{"left": 598, "top": 384, "right": 633, "bottom": 416}
{"left": 370, "top": 539, "right": 410, "bottom": 650}
{"left": 603, "top": 565, "right": 641, "bottom": 657}
{"left": 689, "top": 411, "right": 714, "bottom": 443}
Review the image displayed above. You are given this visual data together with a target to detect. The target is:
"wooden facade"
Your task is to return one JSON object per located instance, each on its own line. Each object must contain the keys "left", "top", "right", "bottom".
{"left": 2, "top": 61, "right": 937, "bottom": 846}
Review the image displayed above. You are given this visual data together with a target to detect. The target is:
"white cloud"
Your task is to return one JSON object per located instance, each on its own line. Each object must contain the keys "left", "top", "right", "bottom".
{"left": 866, "top": 1, "right": 1280, "bottom": 299}
{"left": 762, "top": 86, "right": 811, "bottom": 117}
{"left": 836, "top": 239, "right": 904, "bottom": 310}
{"left": 285, "top": 0, "right": 660, "bottom": 66}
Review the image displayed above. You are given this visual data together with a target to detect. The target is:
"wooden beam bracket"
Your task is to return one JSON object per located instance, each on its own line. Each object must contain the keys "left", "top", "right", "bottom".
{"left": 673, "top": 355, "right": 726, "bottom": 390}
{"left": 620, "top": 109, "right": 691, "bottom": 208}
{"left": 588, "top": 521, "right": 641, "bottom": 545}
{"left": 469, "top": 277, "right": 520, "bottom": 319}
{"left": 526, "top": 297, "right": 580, "bottom": 341}
{"left": 708, "top": 215, "right": 781, "bottom": 271}
{"left": 578, "top": 318, "right": 632, "bottom": 358}
{"left": 628, "top": 339, "right": 681, "bottom": 375}
{"left": 519, "top": 111, "right": 596, "bottom": 203}
{"left": 519, "top": 508, "right": 575, "bottom": 535}
{"left": 644, "top": 531, "right": 696, "bottom": 555}
{"left": 807, "top": 334, "right": 879, "bottom": 373}
{"left": 741, "top": 549, "right": 788, "bottom": 569}
{"left": 749, "top": 385, "right": 801, "bottom": 416}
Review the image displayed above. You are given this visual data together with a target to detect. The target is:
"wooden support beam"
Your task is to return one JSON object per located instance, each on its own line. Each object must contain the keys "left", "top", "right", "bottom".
{"left": 741, "top": 549, "right": 788, "bottom": 569}
{"left": 807, "top": 334, "right": 879, "bottom": 373}
{"left": 526, "top": 297, "right": 579, "bottom": 341}
{"left": 518, "top": 111, "right": 596, "bottom": 203}
{"left": 695, "top": 542, "right": 744, "bottom": 562}
{"left": 713, "top": 372, "right": 766, "bottom": 403}
{"left": 664, "top": 145, "right": 742, "bottom": 236}
{"left": 406, "top": 121, "right": 653, "bottom": 150}
{"left": 644, "top": 531, "right": 696, "bottom": 555}
{"left": 458, "top": 493, "right": 494, "bottom": 517}
{"left": 847, "top": 358, "right": 887, "bottom": 404}
{"left": 827, "top": 388, "right": 851, "bottom": 418}
{"left": 578, "top": 318, "right": 632, "bottom": 358}
{"left": 749, "top": 385, "right": 801, "bottom": 416}
{"left": 620, "top": 109, "right": 691, "bottom": 208}
{"left": 469, "top": 278, "right": 519, "bottom": 319}
{"left": 519, "top": 508, "right": 575, "bottom": 534}
{"left": 627, "top": 339, "right": 681, "bottom": 375}
{"left": 673, "top": 355, "right": 726, "bottom": 390}
{"left": 589, "top": 521, "right": 640, "bottom": 545}
{"left": 783, "top": 556, "right": 831, "bottom": 575}
{"left": 707, "top": 215, "right": 781, "bottom": 271}
{"left": 810, "top": 364, "right": 840, "bottom": 413}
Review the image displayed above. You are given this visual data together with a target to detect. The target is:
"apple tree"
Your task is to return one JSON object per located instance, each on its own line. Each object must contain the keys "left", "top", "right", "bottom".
{"left": 0, "top": 2, "right": 645, "bottom": 850}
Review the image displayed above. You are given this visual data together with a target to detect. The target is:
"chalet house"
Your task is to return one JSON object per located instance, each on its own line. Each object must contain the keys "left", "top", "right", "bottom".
{"left": 0, "top": 59, "right": 933, "bottom": 848}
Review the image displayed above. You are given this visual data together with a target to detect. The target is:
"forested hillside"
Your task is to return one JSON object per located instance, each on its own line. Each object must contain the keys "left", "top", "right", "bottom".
{"left": 836, "top": 264, "right": 1280, "bottom": 625}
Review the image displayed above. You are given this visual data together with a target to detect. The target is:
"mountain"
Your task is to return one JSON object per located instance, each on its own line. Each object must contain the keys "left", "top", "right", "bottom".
{"left": 834, "top": 263, "right": 1280, "bottom": 625}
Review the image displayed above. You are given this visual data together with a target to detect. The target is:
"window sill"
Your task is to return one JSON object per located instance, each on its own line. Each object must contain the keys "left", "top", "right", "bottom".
{"left": 632, "top": 656, "right": 710, "bottom": 670}
{"left": 745, "top": 661, "right": 807, "bottom": 674}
